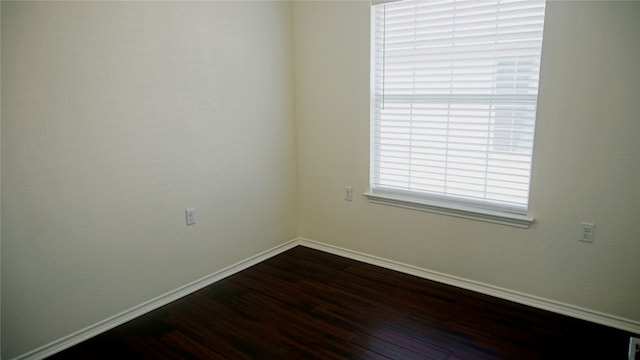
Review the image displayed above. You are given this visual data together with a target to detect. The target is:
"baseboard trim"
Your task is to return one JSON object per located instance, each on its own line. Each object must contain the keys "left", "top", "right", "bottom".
{"left": 14, "top": 239, "right": 299, "bottom": 360}
{"left": 298, "top": 237, "right": 640, "bottom": 335}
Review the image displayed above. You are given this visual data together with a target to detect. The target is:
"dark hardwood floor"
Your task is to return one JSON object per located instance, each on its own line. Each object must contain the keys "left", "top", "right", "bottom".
{"left": 49, "top": 246, "right": 635, "bottom": 359}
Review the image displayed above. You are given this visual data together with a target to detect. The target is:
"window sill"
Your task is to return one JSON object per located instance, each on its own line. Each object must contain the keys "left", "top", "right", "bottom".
{"left": 363, "top": 192, "right": 534, "bottom": 229}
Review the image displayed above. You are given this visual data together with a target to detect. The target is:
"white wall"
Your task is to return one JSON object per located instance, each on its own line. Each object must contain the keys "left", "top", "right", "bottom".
{"left": 1, "top": 1, "right": 296, "bottom": 358}
{"left": 294, "top": 0, "right": 639, "bottom": 326}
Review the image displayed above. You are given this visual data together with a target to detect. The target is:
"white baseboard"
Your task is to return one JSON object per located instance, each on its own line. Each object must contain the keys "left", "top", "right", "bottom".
{"left": 298, "top": 237, "right": 640, "bottom": 335}
{"left": 14, "top": 239, "right": 299, "bottom": 360}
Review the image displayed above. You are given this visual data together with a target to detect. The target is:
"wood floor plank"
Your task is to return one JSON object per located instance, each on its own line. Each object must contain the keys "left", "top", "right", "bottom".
{"left": 160, "top": 330, "right": 227, "bottom": 359}
{"left": 350, "top": 332, "right": 445, "bottom": 360}
{"left": 48, "top": 246, "right": 636, "bottom": 359}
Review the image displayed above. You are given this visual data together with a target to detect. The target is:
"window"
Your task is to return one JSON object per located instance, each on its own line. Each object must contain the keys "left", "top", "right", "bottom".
{"left": 367, "top": 0, "right": 546, "bottom": 228}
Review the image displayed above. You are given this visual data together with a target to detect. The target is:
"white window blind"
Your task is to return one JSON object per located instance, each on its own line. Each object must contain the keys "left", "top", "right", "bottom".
{"left": 370, "top": 0, "right": 546, "bottom": 217}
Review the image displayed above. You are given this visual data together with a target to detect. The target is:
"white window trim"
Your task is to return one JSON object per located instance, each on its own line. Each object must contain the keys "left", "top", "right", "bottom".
{"left": 368, "top": 0, "right": 545, "bottom": 228}
{"left": 363, "top": 191, "right": 534, "bottom": 228}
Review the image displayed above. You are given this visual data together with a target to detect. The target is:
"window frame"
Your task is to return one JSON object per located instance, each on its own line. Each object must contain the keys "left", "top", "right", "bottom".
{"left": 367, "top": 0, "right": 545, "bottom": 228}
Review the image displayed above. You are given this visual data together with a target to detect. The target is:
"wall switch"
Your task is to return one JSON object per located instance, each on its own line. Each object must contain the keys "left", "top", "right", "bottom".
{"left": 345, "top": 186, "right": 353, "bottom": 201}
{"left": 579, "top": 222, "right": 595, "bottom": 242}
{"left": 185, "top": 208, "right": 196, "bottom": 226}
{"left": 629, "top": 337, "right": 640, "bottom": 360}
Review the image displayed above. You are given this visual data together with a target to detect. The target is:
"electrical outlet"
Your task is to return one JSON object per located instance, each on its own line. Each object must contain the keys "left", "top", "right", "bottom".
{"left": 185, "top": 208, "right": 196, "bottom": 226}
{"left": 630, "top": 337, "right": 640, "bottom": 360}
{"left": 345, "top": 186, "right": 353, "bottom": 202}
{"left": 579, "top": 222, "right": 595, "bottom": 242}
{"left": 345, "top": 186, "right": 353, "bottom": 201}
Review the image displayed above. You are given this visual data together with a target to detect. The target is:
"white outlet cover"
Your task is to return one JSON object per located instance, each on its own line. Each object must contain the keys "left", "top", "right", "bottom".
{"left": 185, "top": 208, "right": 196, "bottom": 226}
{"left": 345, "top": 186, "right": 353, "bottom": 201}
{"left": 579, "top": 222, "right": 595, "bottom": 242}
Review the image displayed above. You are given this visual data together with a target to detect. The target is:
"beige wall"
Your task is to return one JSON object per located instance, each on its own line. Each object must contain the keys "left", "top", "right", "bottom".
{"left": 0, "top": 2, "right": 3, "bottom": 356}
{"left": 294, "top": 0, "right": 639, "bottom": 325}
{"left": 2, "top": 0, "right": 640, "bottom": 358}
{"left": 1, "top": 1, "right": 296, "bottom": 358}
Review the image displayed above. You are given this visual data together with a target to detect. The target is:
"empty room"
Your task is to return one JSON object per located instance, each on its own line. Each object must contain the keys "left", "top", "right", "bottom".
{"left": 1, "top": 0, "right": 639, "bottom": 359}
